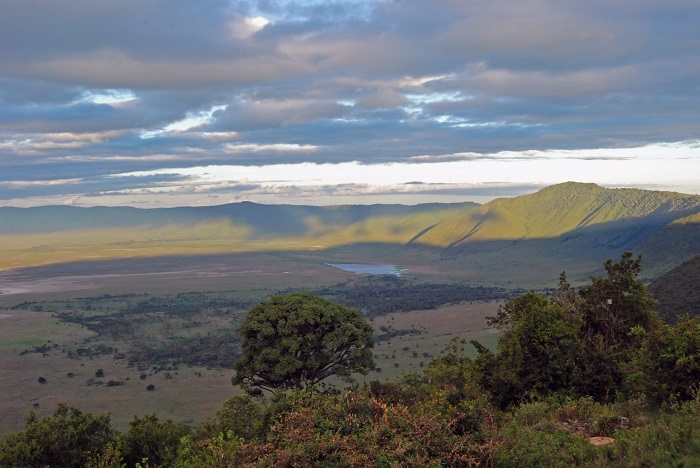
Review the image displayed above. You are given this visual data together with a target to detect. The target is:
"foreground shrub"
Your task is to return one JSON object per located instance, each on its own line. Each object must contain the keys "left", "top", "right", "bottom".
{"left": 625, "top": 317, "right": 700, "bottom": 403}
{"left": 493, "top": 395, "right": 700, "bottom": 467}
{"left": 178, "top": 388, "right": 497, "bottom": 467}
{"left": 119, "top": 414, "right": 190, "bottom": 467}
{"left": 0, "top": 403, "right": 115, "bottom": 467}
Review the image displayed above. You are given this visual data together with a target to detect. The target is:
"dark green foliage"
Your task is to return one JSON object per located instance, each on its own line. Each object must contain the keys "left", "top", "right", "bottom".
{"left": 476, "top": 252, "right": 665, "bottom": 407}
{"left": 128, "top": 330, "right": 241, "bottom": 369}
{"left": 119, "top": 414, "right": 190, "bottom": 467}
{"left": 578, "top": 252, "right": 660, "bottom": 351}
{"left": 574, "top": 253, "right": 662, "bottom": 400}
{"left": 625, "top": 317, "right": 700, "bottom": 403}
{"left": 477, "top": 292, "right": 583, "bottom": 408}
{"left": 199, "top": 394, "right": 266, "bottom": 442}
{"left": 233, "top": 292, "right": 375, "bottom": 393}
{"left": 316, "top": 276, "right": 518, "bottom": 319}
{"left": 0, "top": 403, "right": 115, "bottom": 467}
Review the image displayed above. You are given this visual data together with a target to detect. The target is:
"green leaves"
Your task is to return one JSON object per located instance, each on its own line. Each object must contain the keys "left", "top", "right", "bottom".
{"left": 625, "top": 318, "right": 700, "bottom": 402}
{"left": 478, "top": 253, "right": 667, "bottom": 408}
{"left": 233, "top": 292, "right": 375, "bottom": 393}
{"left": 0, "top": 403, "right": 115, "bottom": 467}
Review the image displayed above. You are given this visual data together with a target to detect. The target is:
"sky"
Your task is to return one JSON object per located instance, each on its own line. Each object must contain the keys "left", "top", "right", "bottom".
{"left": 1, "top": 0, "right": 699, "bottom": 208}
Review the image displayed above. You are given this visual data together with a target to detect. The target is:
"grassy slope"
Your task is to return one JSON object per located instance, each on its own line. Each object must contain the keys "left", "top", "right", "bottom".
{"left": 648, "top": 254, "right": 700, "bottom": 322}
{"left": 0, "top": 205, "right": 475, "bottom": 271}
{"left": 411, "top": 182, "right": 700, "bottom": 247}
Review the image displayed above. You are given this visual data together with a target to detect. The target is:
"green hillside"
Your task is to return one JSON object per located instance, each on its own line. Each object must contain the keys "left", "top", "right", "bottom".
{"left": 410, "top": 182, "right": 700, "bottom": 248}
{"left": 649, "top": 254, "right": 700, "bottom": 322}
{"left": 0, "top": 202, "right": 478, "bottom": 236}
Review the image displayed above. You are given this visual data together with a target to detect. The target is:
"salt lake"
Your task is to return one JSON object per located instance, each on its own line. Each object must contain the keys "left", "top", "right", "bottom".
{"left": 326, "top": 263, "right": 406, "bottom": 276}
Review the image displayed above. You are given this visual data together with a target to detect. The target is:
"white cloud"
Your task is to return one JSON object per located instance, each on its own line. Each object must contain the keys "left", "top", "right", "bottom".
{"left": 229, "top": 16, "right": 270, "bottom": 39}
{"left": 78, "top": 89, "right": 137, "bottom": 105}
{"left": 140, "top": 105, "right": 228, "bottom": 139}
{"left": 102, "top": 142, "right": 700, "bottom": 205}
{"left": 223, "top": 143, "right": 319, "bottom": 153}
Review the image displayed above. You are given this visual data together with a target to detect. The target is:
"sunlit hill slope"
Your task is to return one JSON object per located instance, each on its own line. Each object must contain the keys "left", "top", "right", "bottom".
{"left": 0, "top": 182, "right": 698, "bottom": 278}
{"left": 410, "top": 182, "right": 700, "bottom": 248}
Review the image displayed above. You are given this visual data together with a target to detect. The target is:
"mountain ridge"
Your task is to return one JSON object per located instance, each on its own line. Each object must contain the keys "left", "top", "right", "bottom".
{"left": 0, "top": 182, "right": 698, "bottom": 277}
{"left": 409, "top": 182, "right": 700, "bottom": 249}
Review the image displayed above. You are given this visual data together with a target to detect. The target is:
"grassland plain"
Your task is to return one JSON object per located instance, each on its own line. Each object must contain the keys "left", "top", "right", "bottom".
{"left": 0, "top": 308, "right": 237, "bottom": 436}
{"left": 0, "top": 253, "right": 504, "bottom": 436}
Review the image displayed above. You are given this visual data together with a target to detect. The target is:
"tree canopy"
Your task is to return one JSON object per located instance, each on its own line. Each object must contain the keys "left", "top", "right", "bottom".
{"left": 232, "top": 292, "right": 375, "bottom": 393}
{"left": 475, "top": 252, "right": 668, "bottom": 407}
{"left": 0, "top": 403, "right": 115, "bottom": 467}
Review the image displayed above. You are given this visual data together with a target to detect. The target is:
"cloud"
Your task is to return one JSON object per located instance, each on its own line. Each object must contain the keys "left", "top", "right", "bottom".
{"left": 0, "top": 0, "right": 699, "bottom": 206}
{"left": 224, "top": 143, "right": 319, "bottom": 154}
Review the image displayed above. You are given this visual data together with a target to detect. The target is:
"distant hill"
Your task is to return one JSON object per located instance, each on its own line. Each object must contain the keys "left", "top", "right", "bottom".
{"left": 0, "top": 202, "right": 479, "bottom": 270}
{"left": 0, "top": 202, "right": 478, "bottom": 237}
{"left": 408, "top": 182, "right": 700, "bottom": 279}
{"left": 649, "top": 255, "right": 700, "bottom": 322}
{"left": 410, "top": 182, "right": 700, "bottom": 247}
{"left": 0, "top": 183, "right": 698, "bottom": 281}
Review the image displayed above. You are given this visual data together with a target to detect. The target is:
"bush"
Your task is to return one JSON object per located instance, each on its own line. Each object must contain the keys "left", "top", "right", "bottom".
{"left": 119, "top": 414, "right": 190, "bottom": 467}
{"left": 198, "top": 394, "right": 266, "bottom": 442}
{"left": 0, "top": 403, "right": 115, "bottom": 467}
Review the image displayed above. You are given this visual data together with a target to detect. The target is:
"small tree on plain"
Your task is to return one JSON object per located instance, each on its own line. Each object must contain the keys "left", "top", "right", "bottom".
{"left": 233, "top": 293, "right": 375, "bottom": 393}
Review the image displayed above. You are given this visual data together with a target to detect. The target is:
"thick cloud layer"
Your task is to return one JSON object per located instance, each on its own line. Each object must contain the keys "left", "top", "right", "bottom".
{"left": 1, "top": 0, "right": 698, "bottom": 206}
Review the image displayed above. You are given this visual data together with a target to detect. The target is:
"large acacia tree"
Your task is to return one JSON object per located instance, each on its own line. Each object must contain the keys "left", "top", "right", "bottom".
{"left": 233, "top": 292, "right": 375, "bottom": 393}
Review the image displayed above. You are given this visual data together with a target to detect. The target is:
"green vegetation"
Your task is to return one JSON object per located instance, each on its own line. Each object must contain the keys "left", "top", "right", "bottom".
{"left": 233, "top": 293, "right": 375, "bottom": 393}
{"left": 649, "top": 254, "right": 700, "bottom": 322}
{"left": 412, "top": 182, "right": 700, "bottom": 247}
{"left": 0, "top": 403, "right": 115, "bottom": 467}
{"left": 2, "top": 252, "right": 700, "bottom": 466}
{"left": 316, "top": 275, "right": 519, "bottom": 319}
{"left": 474, "top": 252, "right": 662, "bottom": 407}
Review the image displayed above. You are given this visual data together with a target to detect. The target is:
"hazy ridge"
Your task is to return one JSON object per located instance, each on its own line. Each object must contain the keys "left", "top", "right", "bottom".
{"left": 1, "top": 182, "right": 699, "bottom": 278}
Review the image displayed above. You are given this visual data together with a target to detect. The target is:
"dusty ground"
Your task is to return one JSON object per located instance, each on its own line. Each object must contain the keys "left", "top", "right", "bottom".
{"left": 0, "top": 252, "right": 353, "bottom": 305}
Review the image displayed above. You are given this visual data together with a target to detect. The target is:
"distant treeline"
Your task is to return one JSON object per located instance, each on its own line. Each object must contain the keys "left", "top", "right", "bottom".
{"left": 129, "top": 331, "right": 241, "bottom": 369}
{"left": 315, "top": 276, "right": 522, "bottom": 318}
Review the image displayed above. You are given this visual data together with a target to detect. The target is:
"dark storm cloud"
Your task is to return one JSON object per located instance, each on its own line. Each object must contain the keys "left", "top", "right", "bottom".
{"left": 0, "top": 0, "right": 698, "bottom": 203}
